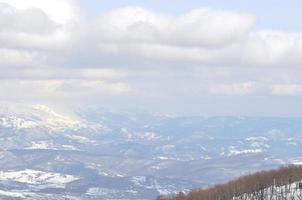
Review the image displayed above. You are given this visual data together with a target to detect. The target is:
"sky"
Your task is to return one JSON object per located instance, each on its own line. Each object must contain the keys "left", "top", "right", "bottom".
{"left": 1, "top": 0, "right": 302, "bottom": 116}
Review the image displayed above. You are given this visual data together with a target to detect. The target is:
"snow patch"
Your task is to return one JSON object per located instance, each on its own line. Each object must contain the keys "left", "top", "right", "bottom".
{"left": 25, "top": 141, "right": 57, "bottom": 150}
{"left": 0, "top": 169, "right": 79, "bottom": 188}
{"left": 228, "top": 146, "right": 263, "bottom": 157}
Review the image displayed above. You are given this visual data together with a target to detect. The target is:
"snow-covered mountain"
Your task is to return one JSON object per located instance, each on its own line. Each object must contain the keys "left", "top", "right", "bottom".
{"left": 0, "top": 104, "right": 104, "bottom": 131}
{"left": 0, "top": 104, "right": 302, "bottom": 199}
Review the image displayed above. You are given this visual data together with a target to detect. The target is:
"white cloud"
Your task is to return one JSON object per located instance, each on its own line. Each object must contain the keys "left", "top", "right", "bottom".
{"left": 1, "top": 2, "right": 302, "bottom": 106}
{"left": 96, "top": 30, "right": 302, "bottom": 67}
{"left": 0, "top": 80, "right": 131, "bottom": 102}
{"left": 0, "top": 30, "right": 70, "bottom": 50}
{"left": 240, "top": 31, "right": 300, "bottom": 66}
{"left": 0, "top": 0, "right": 77, "bottom": 24}
{"left": 0, "top": 3, "right": 56, "bottom": 34}
{"left": 0, "top": 68, "right": 126, "bottom": 80}
{"left": 271, "top": 84, "right": 302, "bottom": 96}
{"left": 94, "top": 7, "right": 254, "bottom": 47}
{"left": 208, "top": 82, "right": 255, "bottom": 95}
{"left": 1, "top": 4, "right": 302, "bottom": 69}
{"left": 0, "top": 2, "right": 74, "bottom": 50}
{"left": 0, "top": 1, "right": 76, "bottom": 72}
{"left": 90, "top": 7, "right": 302, "bottom": 68}
{"left": 58, "top": 80, "right": 131, "bottom": 95}
{"left": 0, "top": 48, "right": 41, "bottom": 67}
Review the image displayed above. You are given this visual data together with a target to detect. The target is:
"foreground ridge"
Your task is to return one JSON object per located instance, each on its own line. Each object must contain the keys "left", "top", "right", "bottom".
{"left": 158, "top": 165, "right": 302, "bottom": 200}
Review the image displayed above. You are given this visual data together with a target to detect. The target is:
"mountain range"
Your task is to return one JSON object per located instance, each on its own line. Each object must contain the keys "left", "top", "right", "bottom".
{"left": 0, "top": 104, "right": 301, "bottom": 199}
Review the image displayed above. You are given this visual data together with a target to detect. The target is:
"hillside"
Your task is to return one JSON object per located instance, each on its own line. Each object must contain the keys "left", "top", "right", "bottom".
{"left": 158, "top": 165, "right": 302, "bottom": 200}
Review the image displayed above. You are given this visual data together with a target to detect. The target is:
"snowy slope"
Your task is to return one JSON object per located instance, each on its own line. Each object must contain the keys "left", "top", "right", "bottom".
{"left": 0, "top": 104, "right": 104, "bottom": 132}
{"left": 0, "top": 169, "right": 79, "bottom": 188}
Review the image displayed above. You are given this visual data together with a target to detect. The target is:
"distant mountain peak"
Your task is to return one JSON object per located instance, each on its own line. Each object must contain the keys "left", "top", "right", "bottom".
{"left": 0, "top": 103, "right": 104, "bottom": 132}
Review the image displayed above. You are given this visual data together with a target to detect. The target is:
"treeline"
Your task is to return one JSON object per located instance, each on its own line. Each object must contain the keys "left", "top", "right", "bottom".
{"left": 157, "top": 165, "right": 302, "bottom": 200}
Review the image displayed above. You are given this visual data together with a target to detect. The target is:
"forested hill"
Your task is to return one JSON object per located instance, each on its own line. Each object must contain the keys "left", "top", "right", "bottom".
{"left": 157, "top": 165, "right": 302, "bottom": 200}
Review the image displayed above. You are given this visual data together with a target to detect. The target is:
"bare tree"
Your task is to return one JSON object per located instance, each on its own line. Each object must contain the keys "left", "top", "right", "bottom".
{"left": 157, "top": 165, "right": 302, "bottom": 200}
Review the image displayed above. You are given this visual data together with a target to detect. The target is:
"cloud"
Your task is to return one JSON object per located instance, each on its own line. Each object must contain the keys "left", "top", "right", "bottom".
{"left": 58, "top": 80, "right": 131, "bottom": 95}
{"left": 271, "top": 84, "right": 302, "bottom": 96}
{"left": 95, "top": 30, "right": 302, "bottom": 67}
{"left": 0, "top": 2, "right": 74, "bottom": 51}
{"left": 0, "top": 68, "right": 126, "bottom": 80}
{"left": 208, "top": 82, "right": 256, "bottom": 95}
{"left": 240, "top": 31, "right": 302, "bottom": 66}
{"left": 90, "top": 7, "right": 256, "bottom": 66}
{"left": 0, "top": 0, "right": 77, "bottom": 24}
{"left": 1, "top": 4, "right": 301, "bottom": 69}
{"left": 0, "top": 3, "right": 56, "bottom": 34}
{"left": 88, "top": 7, "right": 302, "bottom": 68}
{"left": 94, "top": 7, "right": 254, "bottom": 47}
{"left": 1, "top": 1, "right": 302, "bottom": 107}
{"left": 0, "top": 80, "right": 131, "bottom": 101}
{"left": 0, "top": 48, "right": 43, "bottom": 67}
{"left": 0, "top": 1, "right": 76, "bottom": 72}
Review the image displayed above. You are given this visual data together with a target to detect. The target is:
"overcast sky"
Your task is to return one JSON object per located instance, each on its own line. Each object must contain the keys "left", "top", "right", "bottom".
{"left": 1, "top": 0, "right": 302, "bottom": 116}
